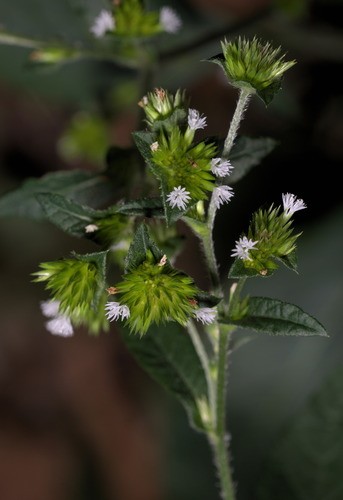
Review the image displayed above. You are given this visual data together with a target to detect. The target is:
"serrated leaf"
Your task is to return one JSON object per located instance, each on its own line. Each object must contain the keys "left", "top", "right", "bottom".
{"left": 224, "top": 297, "right": 327, "bottom": 337}
{"left": 121, "top": 322, "right": 208, "bottom": 431}
{"left": 132, "top": 130, "right": 155, "bottom": 163}
{"left": 0, "top": 170, "right": 114, "bottom": 220}
{"left": 117, "top": 197, "right": 165, "bottom": 218}
{"left": 228, "top": 258, "right": 275, "bottom": 279}
{"left": 257, "top": 366, "right": 343, "bottom": 500}
{"left": 124, "top": 223, "right": 163, "bottom": 272}
{"left": 229, "top": 136, "right": 277, "bottom": 184}
{"left": 37, "top": 193, "right": 100, "bottom": 237}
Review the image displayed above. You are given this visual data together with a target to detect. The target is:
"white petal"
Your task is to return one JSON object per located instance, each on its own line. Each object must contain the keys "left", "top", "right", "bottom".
{"left": 211, "top": 158, "right": 233, "bottom": 177}
{"left": 213, "top": 185, "right": 234, "bottom": 209}
{"left": 90, "top": 10, "right": 115, "bottom": 38}
{"left": 160, "top": 6, "right": 182, "bottom": 33}
{"left": 166, "top": 186, "right": 191, "bottom": 210}
{"left": 194, "top": 307, "right": 217, "bottom": 325}
{"left": 46, "top": 315, "right": 74, "bottom": 337}
{"left": 187, "top": 108, "right": 207, "bottom": 130}
{"left": 282, "top": 193, "right": 307, "bottom": 217}
{"left": 40, "top": 300, "right": 60, "bottom": 318}
{"left": 105, "top": 301, "right": 130, "bottom": 321}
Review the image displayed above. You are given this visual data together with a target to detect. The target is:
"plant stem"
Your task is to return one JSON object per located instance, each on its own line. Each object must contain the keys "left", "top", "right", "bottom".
{"left": 222, "top": 88, "right": 252, "bottom": 158}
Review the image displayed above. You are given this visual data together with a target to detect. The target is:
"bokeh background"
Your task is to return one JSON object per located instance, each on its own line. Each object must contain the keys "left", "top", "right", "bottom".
{"left": 1, "top": 0, "right": 343, "bottom": 499}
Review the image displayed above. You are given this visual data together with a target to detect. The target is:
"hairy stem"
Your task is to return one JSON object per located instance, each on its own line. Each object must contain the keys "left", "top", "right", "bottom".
{"left": 222, "top": 88, "right": 252, "bottom": 158}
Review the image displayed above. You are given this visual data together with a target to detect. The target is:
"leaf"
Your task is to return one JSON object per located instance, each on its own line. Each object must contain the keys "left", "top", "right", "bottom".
{"left": 151, "top": 108, "right": 187, "bottom": 133}
{"left": 117, "top": 197, "right": 165, "bottom": 218}
{"left": 224, "top": 297, "right": 328, "bottom": 337}
{"left": 73, "top": 250, "right": 108, "bottom": 307}
{"left": 277, "top": 250, "right": 298, "bottom": 273}
{"left": 229, "top": 136, "right": 277, "bottom": 184}
{"left": 124, "top": 223, "right": 163, "bottom": 272}
{"left": 257, "top": 78, "right": 283, "bottom": 106}
{"left": 0, "top": 170, "right": 115, "bottom": 220}
{"left": 206, "top": 53, "right": 226, "bottom": 71}
{"left": 257, "top": 366, "right": 343, "bottom": 500}
{"left": 228, "top": 258, "right": 275, "bottom": 279}
{"left": 37, "top": 193, "right": 100, "bottom": 237}
{"left": 132, "top": 130, "right": 155, "bottom": 163}
{"left": 121, "top": 322, "right": 208, "bottom": 431}
{"left": 196, "top": 291, "right": 222, "bottom": 308}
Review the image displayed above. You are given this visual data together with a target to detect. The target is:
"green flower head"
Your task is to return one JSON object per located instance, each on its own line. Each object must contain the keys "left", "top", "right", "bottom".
{"left": 139, "top": 88, "right": 187, "bottom": 129}
{"left": 33, "top": 252, "right": 108, "bottom": 334}
{"left": 217, "top": 37, "right": 296, "bottom": 104}
{"left": 108, "top": 250, "right": 198, "bottom": 335}
{"left": 151, "top": 127, "right": 216, "bottom": 210}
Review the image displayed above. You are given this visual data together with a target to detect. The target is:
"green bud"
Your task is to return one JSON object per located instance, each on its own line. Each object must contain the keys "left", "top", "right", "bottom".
{"left": 114, "top": 250, "right": 198, "bottom": 335}
{"left": 216, "top": 37, "right": 296, "bottom": 104}
{"left": 114, "top": 0, "right": 160, "bottom": 37}
{"left": 139, "top": 88, "right": 187, "bottom": 128}
{"left": 30, "top": 46, "right": 76, "bottom": 64}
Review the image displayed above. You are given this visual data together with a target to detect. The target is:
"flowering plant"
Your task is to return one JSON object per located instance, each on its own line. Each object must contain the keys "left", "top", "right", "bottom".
{"left": 0, "top": 2, "right": 327, "bottom": 499}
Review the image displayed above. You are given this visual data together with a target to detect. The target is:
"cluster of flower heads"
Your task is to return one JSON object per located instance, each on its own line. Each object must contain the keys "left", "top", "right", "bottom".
{"left": 90, "top": 0, "right": 181, "bottom": 38}
{"left": 231, "top": 193, "right": 306, "bottom": 274}
{"left": 104, "top": 250, "right": 217, "bottom": 335}
{"left": 139, "top": 88, "right": 235, "bottom": 214}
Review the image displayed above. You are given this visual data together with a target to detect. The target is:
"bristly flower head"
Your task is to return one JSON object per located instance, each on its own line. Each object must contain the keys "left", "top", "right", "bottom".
{"left": 90, "top": 10, "right": 115, "bottom": 38}
{"left": 139, "top": 88, "right": 187, "bottom": 128}
{"left": 111, "top": 250, "right": 198, "bottom": 335}
{"left": 233, "top": 194, "right": 306, "bottom": 275}
{"left": 282, "top": 193, "right": 307, "bottom": 218}
{"left": 211, "top": 158, "right": 233, "bottom": 177}
{"left": 166, "top": 186, "right": 191, "bottom": 210}
{"left": 213, "top": 185, "right": 234, "bottom": 209}
{"left": 215, "top": 37, "right": 296, "bottom": 104}
{"left": 33, "top": 252, "right": 109, "bottom": 334}
{"left": 160, "top": 6, "right": 182, "bottom": 33}
{"left": 194, "top": 307, "right": 217, "bottom": 325}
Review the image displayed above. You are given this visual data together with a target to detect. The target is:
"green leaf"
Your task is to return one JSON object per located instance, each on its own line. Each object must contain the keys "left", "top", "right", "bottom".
{"left": 206, "top": 53, "right": 226, "bottom": 71}
{"left": 124, "top": 223, "right": 163, "bottom": 272}
{"left": 37, "top": 193, "right": 100, "bottom": 237}
{"left": 132, "top": 130, "right": 155, "bottom": 163}
{"left": 277, "top": 250, "right": 298, "bottom": 273}
{"left": 229, "top": 136, "right": 277, "bottom": 184}
{"left": 0, "top": 170, "right": 114, "bottom": 220}
{"left": 121, "top": 322, "right": 208, "bottom": 431}
{"left": 73, "top": 250, "right": 108, "bottom": 307}
{"left": 228, "top": 258, "right": 275, "bottom": 279}
{"left": 257, "top": 366, "right": 343, "bottom": 500}
{"left": 117, "top": 197, "right": 165, "bottom": 218}
{"left": 256, "top": 78, "right": 283, "bottom": 106}
{"left": 196, "top": 291, "right": 222, "bottom": 308}
{"left": 150, "top": 108, "right": 187, "bottom": 133}
{"left": 224, "top": 297, "right": 328, "bottom": 337}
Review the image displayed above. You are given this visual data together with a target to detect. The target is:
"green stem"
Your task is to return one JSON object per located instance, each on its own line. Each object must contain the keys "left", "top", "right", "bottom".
{"left": 222, "top": 88, "right": 252, "bottom": 158}
{"left": 212, "top": 324, "right": 236, "bottom": 500}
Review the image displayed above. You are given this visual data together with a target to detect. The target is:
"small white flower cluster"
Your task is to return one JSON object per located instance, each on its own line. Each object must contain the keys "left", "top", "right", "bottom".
{"left": 231, "top": 236, "right": 258, "bottom": 261}
{"left": 188, "top": 109, "right": 207, "bottom": 131}
{"left": 213, "top": 185, "right": 234, "bottom": 209}
{"left": 211, "top": 158, "right": 233, "bottom": 178}
{"left": 282, "top": 193, "right": 306, "bottom": 217}
{"left": 105, "top": 301, "right": 130, "bottom": 322}
{"left": 90, "top": 10, "right": 115, "bottom": 38}
{"left": 166, "top": 186, "right": 191, "bottom": 210}
{"left": 160, "top": 6, "right": 182, "bottom": 33}
{"left": 41, "top": 300, "right": 74, "bottom": 337}
{"left": 194, "top": 307, "right": 217, "bottom": 325}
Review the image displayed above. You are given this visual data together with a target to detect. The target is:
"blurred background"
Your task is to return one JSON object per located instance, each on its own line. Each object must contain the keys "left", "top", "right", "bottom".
{"left": 0, "top": 0, "right": 343, "bottom": 499}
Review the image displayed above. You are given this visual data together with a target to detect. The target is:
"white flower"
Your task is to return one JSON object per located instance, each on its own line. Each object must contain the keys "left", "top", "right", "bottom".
{"left": 85, "top": 224, "right": 99, "bottom": 233}
{"left": 231, "top": 237, "right": 258, "bottom": 261}
{"left": 40, "top": 299, "right": 61, "bottom": 318}
{"left": 90, "top": 10, "right": 115, "bottom": 38}
{"left": 282, "top": 193, "right": 307, "bottom": 217}
{"left": 45, "top": 315, "right": 74, "bottom": 337}
{"left": 211, "top": 158, "right": 233, "bottom": 177}
{"left": 160, "top": 6, "right": 182, "bottom": 33}
{"left": 187, "top": 109, "right": 207, "bottom": 130}
{"left": 213, "top": 185, "right": 234, "bottom": 209}
{"left": 166, "top": 186, "right": 191, "bottom": 210}
{"left": 105, "top": 301, "right": 130, "bottom": 321}
{"left": 150, "top": 141, "right": 159, "bottom": 152}
{"left": 194, "top": 307, "right": 217, "bottom": 325}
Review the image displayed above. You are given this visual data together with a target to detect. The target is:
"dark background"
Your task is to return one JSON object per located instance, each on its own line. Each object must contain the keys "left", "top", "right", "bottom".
{"left": 0, "top": 1, "right": 342, "bottom": 499}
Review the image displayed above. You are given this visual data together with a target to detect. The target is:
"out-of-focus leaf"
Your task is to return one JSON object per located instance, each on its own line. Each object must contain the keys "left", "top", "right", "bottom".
{"left": 0, "top": 170, "right": 114, "bottom": 220}
{"left": 229, "top": 136, "right": 277, "bottom": 184}
{"left": 121, "top": 322, "right": 209, "bottom": 431}
{"left": 257, "top": 366, "right": 343, "bottom": 500}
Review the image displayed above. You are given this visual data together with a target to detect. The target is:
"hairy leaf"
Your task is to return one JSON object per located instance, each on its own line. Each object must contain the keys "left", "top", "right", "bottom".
{"left": 224, "top": 297, "right": 327, "bottom": 337}
{"left": 124, "top": 223, "right": 163, "bottom": 272}
{"left": 121, "top": 322, "right": 208, "bottom": 431}
{"left": 0, "top": 170, "right": 114, "bottom": 220}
